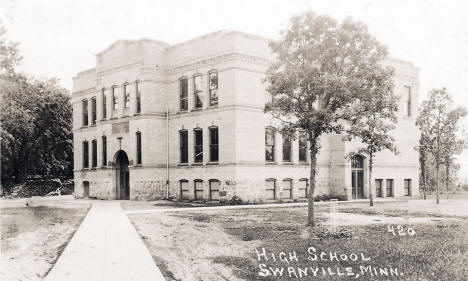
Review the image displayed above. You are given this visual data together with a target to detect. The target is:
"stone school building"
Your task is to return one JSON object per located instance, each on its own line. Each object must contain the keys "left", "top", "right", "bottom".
{"left": 72, "top": 30, "right": 419, "bottom": 202}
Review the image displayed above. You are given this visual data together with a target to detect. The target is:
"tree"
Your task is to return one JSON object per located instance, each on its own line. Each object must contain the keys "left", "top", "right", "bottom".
{"left": 416, "top": 88, "right": 466, "bottom": 204}
{"left": 265, "top": 12, "right": 392, "bottom": 226}
{"left": 345, "top": 76, "right": 398, "bottom": 206}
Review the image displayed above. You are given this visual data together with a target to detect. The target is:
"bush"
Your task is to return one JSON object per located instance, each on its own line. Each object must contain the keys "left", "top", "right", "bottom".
{"left": 229, "top": 195, "right": 243, "bottom": 205}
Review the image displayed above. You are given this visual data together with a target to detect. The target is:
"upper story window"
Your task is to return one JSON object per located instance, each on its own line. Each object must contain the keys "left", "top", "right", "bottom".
{"left": 102, "top": 89, "right": 107, "bottom": 119}
{"left": 124, "top": 84, "right": 130, "bottom": 109}
{"left": 282, "top": 134, "right": 291, "bottom": 162}
{"left": 299, "top": 131, "right": 307, "bottom": 163}
{"left": 194, "top": 128, "right": 203, "bottom": 163}
{"left": 179, "top": 78, "right": 188, "bottom": 111}
{"left": 135, "top": 81, "right": 141, "bottom": 114}
{"left": 179, "top": 130, "right": 188, "bottom": 163}
{"left": 404, "top": 86, "right": 411, "bottom": 117}
{"left": 136, "top": 131, "right": 142, "bottom": 165}
{"left": 209, "top": 127, "right": 219, "bottom": 162}
{"left": 82, "top": 99, "right": 88, "bottom": 127}
{"left": 193, "top": 74, "right": 203, "bottom": 109}
{"left": 112, "top": 86, "right": 118, "bottom": 111}
{"left": 351, "top": 155, "right": 364, "bottom": 169}
{"left": 265, "top": 127, "right": 275, "bottom": 161}
{"left": 209, "top": 71, "right": 218, "bottom": 106}
{"left": 91, "top": 97, "right": 96, "bottom": 125}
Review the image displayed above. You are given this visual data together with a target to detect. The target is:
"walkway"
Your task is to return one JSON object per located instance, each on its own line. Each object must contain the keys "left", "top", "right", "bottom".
{"left": 45, "top": 201, "right": 165, "bottom": 281}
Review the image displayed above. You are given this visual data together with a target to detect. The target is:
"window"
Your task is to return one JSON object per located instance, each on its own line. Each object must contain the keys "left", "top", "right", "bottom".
{"left": 102, "top": 89, "right": 107, "bottom": 119}
{"left": 265, "top": 127, "right": 275, "bottom": 161}
{"left": 299, "top": 131, "right": 307, "bottom": 163}
{"left": 298, "top": 179, "right": 308, "bottom": 198}
{"left": 82, "top": 99, "right": 88, "bottom": 126}
{"left": 179, "top": 130, "right": 188, "bottom": 163}
{"left": 375, "top": 179, "right": 383, "bottom": 197}
{"left": 404, "top": 86, "right": 411, "bottom": 117}
{"left": 404, "top": 179, "right": 411, "bottom": 196}
{"left": 92, "top": 139, "right": 97, "bottom": 168}
{"left": 265, "top": 179, "right": 276, "bottom": 200}
{"left": 386, "top": 179, "right": 394, "bottom": 197}
{"left": 282, "top": 134, "right": 291, "bottom": 162}
{"left": 136, "top": 131, "right": 142, "bottom": 165}
{"left": 209, "top": 179, "right": 220, "bottom": 201}
{"left": 102, "top": 136, "right": 107, "bottom": 166}
{"left": 136, "top": 81, "right": 141, "bottom": 113}
{"left": 180, "top": 180, "right": 190, "bottom": 200}
{"left": 194, "top": 179, "right": 203, "bottom": 200}
{"left": 209, "top": 127, "right": 219, "bottom": 162}
{"left": 209, "top": 71, "right": 218, "bottom": 106}
{"left": 91, "top": 97, "right": 96, "bottom": 125}
{"left": 193, "top": 74, "right": 203, "bottom": 109}
{"left": 112, "top": 87, "right": 117, "bottom": 111}
{"left": 351, "top": 155, "right": 364, "bottom": 168}
{"left": 194, "top": 128, "right": 203, "bottom": 163}
{"left": 82, "top": 141, "right": 89, "bottom": 169}
{"left": 124, "top": 84, "right": 130, "bottom": 109}
{"left": 283, "top": 179, "right": 292, "bottom": 199}
{"left": 179, "top": 78, "right": 188, "bottom": 111}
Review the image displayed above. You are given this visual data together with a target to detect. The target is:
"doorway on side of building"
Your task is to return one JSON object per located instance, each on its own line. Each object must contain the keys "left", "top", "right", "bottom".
{"left": 115, "top": 150, "right": 130, "bottom": 200}
{"left": 351, "top": 155, "right": 364, "bottom": 199}
{"left": 83, "top": 181, "right": 89, "bottom": 198}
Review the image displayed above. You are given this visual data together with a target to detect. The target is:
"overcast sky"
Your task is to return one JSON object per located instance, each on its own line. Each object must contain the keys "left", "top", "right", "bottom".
{"left": 2, "top": 0, "right": 468, "bottom": 179}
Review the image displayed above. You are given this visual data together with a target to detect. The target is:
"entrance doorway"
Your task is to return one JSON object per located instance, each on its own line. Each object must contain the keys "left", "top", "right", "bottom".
{"left": 115, "top": 150, "right": 130, "bottom": 200}
{"left": 351, "top": 155, "right": 364, "bottom": 199}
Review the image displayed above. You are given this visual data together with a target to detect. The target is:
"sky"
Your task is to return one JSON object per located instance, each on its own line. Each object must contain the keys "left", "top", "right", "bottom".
{"left": 2, "top": 0, "right": 468, "bottom": 180}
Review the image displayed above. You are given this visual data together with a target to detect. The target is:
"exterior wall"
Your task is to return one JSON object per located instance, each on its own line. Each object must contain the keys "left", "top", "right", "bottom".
{"left": 72, "top": 30, "right": 420, "bottom": 202}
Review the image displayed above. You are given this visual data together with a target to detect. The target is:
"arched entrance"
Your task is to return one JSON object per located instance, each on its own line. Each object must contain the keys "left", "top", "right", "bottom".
{"left": 351, "top": 155, "right": 364, "bottom": 199}
{"left": 115, "top": 150, "right": 130, "bottom": 200}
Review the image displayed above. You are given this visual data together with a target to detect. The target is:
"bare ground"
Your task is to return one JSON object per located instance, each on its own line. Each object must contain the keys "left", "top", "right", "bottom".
{"left": 1, "top": 197, "right": 90, "bottom": 281}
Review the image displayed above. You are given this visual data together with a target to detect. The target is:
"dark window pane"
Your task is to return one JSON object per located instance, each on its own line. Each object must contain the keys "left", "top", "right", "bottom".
{"left": 136, "top": 82, "right": 141, "bottom": 113}
{"left": 194, "top": 129, "right": 203, "bottom": 163}
{"left": 82, "top": 100, "right": 88, "bottom": 126}
{"left": 299, "top": 131, "right": 307, "bottom": 162}
{"left": 102, "top": 90, "right": 107, "bottom": 119}
{"left": 209, "top": 71, "right": 218, "bottom": 106}
{"left": 351, "top": 155, "right": 364, "bottom": 168}
{"left": 209, "top": 127, "right": 219, "bottom": 162}
{"left": 265, "top": 128, "right": 275, "bottom": 161}
{"left": 83, "top": 141, "right": 89, "bottom": 168}
{"left": 180, "top": 130, "right": 188, "bottom": 163}
{"left": 194, "top": 75, "right": 203, "bottom": 109}
{"left": 386, "top": 179, "right": 393, "bottom": 197}
{"left": 92, "top": 140, "right": 97, "bottom": 167}
{"left": 180, "top": 79, "right": 188, "bottom": 111}
{"left": 136, "top": 132, "right": 142, "bottom": 165}
{"left": 102, "top": 136, "right": 107, "bottom": 166}
{"left": 112, "top": 87, "right": 117, "bottom": 110}
{"left": 91, "top": 97, "right": 96, "bottom": 125}
{"left": 282, "top": 135, "right": 291, "bottom": 162}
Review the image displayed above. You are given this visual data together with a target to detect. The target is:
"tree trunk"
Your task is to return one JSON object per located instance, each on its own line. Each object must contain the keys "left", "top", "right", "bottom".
{"left": 421, "top": 150, "right": 427, "bottom": 200}
{"left": 307, "top": 132, "right": 318, "bottom": 227}
{"left": 436, "top": 159, "right": 440, "bottom": 204}
{"left": 445, "top": 162, "right": 450, "bottom": 200}
{"left": 368, "top": 153, "right": 374, "bottom": 207}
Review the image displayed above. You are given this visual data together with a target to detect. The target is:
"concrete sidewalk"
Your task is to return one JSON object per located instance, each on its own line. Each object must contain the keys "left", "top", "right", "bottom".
{"left": 45, "top": 201, "right": 165, "bottom": 281}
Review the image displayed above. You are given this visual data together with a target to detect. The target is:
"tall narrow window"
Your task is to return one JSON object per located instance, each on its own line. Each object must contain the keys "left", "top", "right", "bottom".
{"left": 209, "top": 127, "right": 219, "bottom": 162}
{"left": 194, "top": 128, "right": 203, "bottom": 163}
{"left": 82, "top": 141, "right": 89, "bottom": 169}
{"left": 298, "top": 179, "right": 308, "bottom": 198}
{"left": 209, "top": 71, "right": 218, "bottom": 106}
{"left": 136, "top": 131, "right": 142, "bottom": 165}
{"left": 375, "top": 179, "right": 383, "bottom": 197}
{"left": 282, "top": 179, "right": 293, "bottom": 199}
{"left": 282, "top": 134, "right": 291, "bottom": 162}
{"left": 179, "top": 130, "right": 188, "bottom": 163}
{"left": 102, "top": 89, "right": 107, "bottom": 119}
{"left": 82, "top": 99, "right": 88, "bottom": 126}
{"left": 265, "top": 179, "right": 276, "bottom": 200}
{"left": 299, "top": 131, "right": 307, "bottom": 163}
{"left": 102, "top": 135, "right": 107, "bottom": 166}
{"left": 92, "top": 139, "right": 97, "bottom": 168}
{"left": 265, "top": 128, "right": 275, "bottom": 161}
{"left": 386, "top": 179, "right": 394, "bottom": 197}
{"left": 135, "top": 81, "right": 141, "bottom": 113}
{"left": 91, "top": 97, "right": 96, "bottom": 125}
{"left": 124, "top": 84, "right": 130, "bottom": 109}
{"left": 404, "top": 86, "right": 411, "bottom": 116}
{"left": 112, "top": 87, "right": 117, "bottom": 111}
{"left": 193, "top": 74, "right": 203, "bottom": 109}
{"left": 179, "top": 78, "right": 188, "bottom": 111}
{"left": 404, "top": 179, "right": 411, "bottom": 196}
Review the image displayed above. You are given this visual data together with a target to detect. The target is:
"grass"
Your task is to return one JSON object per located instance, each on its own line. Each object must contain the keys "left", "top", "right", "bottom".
{"left": 174, "top": 207, "right": 468, "bottom": 281}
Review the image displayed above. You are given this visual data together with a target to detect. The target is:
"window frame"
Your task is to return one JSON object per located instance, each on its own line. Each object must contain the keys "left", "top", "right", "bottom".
{"left": 265, "top": 178, "right": 276, "bottom": 200}
{"left": 91, "top": 139, "right": 97, "bottom": 168}
{"left": 209, "top": 179, "right": 221, "bottom": 201}
{"left": 179, "top": 129, "right": 188, "bottom": 164}
{"left": 282, "top": 133, "right": 292, "bottom": 162}
{"left": 136, "top": 131, "right": 142, "bottom": 165}
{"left": 298, "top": 131, "right": 307, "bottom": 163}
{"left": 82, "top": 140, "right": 89, "bottom": 169}
{"left": 298, "top": 178, "right": 308, "bottom": 198}
{"left": 404, "top": 179, "right": 411, "bottom": 196}
{"left": 124, "top": 83, "right": 130, "bottom": 110}
{"left": 404, "top": 85, "right": 412, "bottom": 117}
{"left": 179, "top": 78, "right": 188, "bottom": 112}
{"left": 180, "top": 179, "right": 190, "bottom": 200}
{"left": 91, "top": 96, "right": 97, "bottom": 125}
{"left": 209, "top": 126, "right": 219, "bottom": 163}
{"left": 265, "top": 127, "right": 275, "bottom": 162}
{"left": 375, "top": 179, "right": 383, "bottom": 197}
{"left": 194, "top": 179, "right": 203, "bottom": 200}
{"left": 102, "top": 135, "right": 107, "bottom": 167}
{"left": 112, "top": 86, "right": 118, "bottom": 111}
{"left": 193, "top": 128, "right": 203, "bottom": 163}
{"left": 135, "top": 80, "right": 141, "bottom": 114}
{"left": 102, "top": 88, "right": 107, "bottom": 119}
{"left": 282, "top": 178, "right": 293, "bottom": 199}
{"left": 386, "top": 179, "right": 394, "bottom": 197}
{"left": 82, "top": 99, "right": 89, "bottom": 127}
{"left": 193, "top": 74, "right": 204, "bottom": 110}
{"left": 208, "top": 70, "right": 218, "bottom": 106}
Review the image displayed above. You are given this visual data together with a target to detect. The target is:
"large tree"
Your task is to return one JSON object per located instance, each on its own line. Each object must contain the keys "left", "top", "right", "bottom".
{"left": 416, "top": 88, "right": 466, "bottom": 204}
{"left": 265, "top": 12, "right": 393, "bottom": 226}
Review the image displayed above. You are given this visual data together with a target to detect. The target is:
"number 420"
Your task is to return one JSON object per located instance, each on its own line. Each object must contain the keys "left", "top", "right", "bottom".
{"left": 388, "top": 225, "right": 416, "bottom": 236}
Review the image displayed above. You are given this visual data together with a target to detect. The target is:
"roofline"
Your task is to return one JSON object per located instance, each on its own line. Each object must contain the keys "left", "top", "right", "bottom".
{"left": 96, "top": 38, "right": 169, "bottom": 57}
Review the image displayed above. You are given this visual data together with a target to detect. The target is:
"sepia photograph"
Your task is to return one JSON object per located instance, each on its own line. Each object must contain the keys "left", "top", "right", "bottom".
{"left": 1, "top": 0, "right": 467, "bottom": 280}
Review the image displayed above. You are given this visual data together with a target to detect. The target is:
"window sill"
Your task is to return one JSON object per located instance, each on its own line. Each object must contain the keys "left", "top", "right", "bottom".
{"left": 208, "top": 104, "right": 218, "bottom": 108}
{"left": 178, "top": 163, "right": 189, "bottom": 166}
{"left": 265, "top": 161, "right": 277, "bottom": 165}
{"left": 178, "top": 110, "right": 188, "bottom": 114}
{"left": 82, "top": 168, "right": 89, "bottom": 170}
{"left": 206, "top": 162, "right": 219, "bottom": 165}
{"left": 191, "top": 108, "right": 203, "bottom": 112}
{"left": 282, "top": 162, "right": 293, "bottom": 165}
{"left": 192, "top": 162, "right": 203, "bottom": 166}
{"left": 91, "top": 167, "right": 97, "bottom": 170}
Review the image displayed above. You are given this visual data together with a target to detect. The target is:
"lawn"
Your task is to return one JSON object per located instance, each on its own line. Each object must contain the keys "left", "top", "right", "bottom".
{"left": 128, "top": 198, "right": 468, "bottom": 281}
{"left": 0, "top": 197, "right": 90, "bottom": 281}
